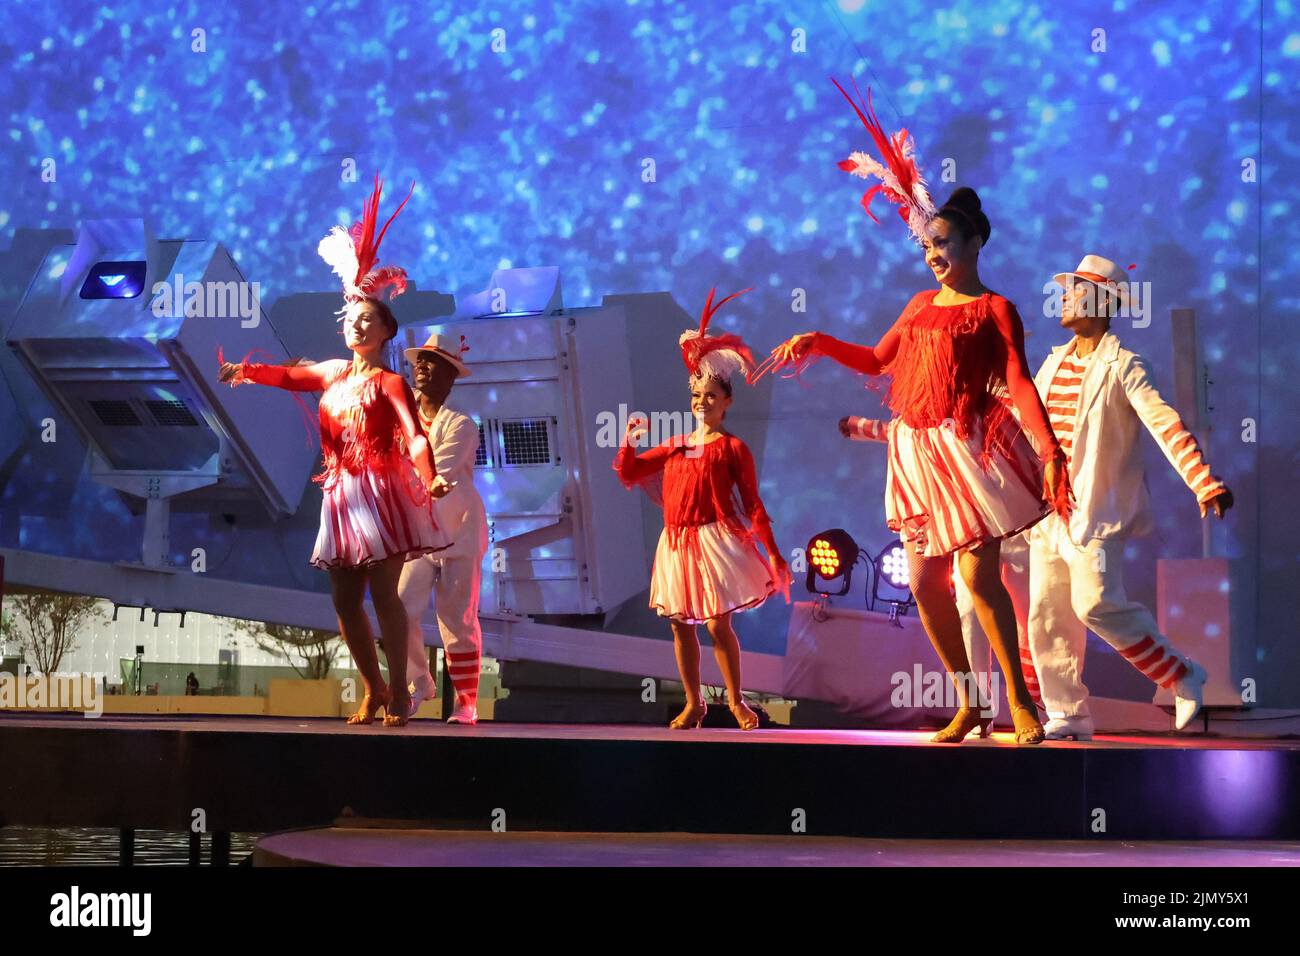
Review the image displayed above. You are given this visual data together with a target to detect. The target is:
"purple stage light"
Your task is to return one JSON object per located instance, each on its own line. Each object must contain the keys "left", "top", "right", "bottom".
{"left": 79, "top": 260, "right": 146, "bottom": 299}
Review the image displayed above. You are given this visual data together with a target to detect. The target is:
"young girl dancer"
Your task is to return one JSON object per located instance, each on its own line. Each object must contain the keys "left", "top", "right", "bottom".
{"left": 615, "top": 288, "right": 792, "bottom": 731}
{"left": 761, "top": 83, "right": 1070, "bottom": 744}
{"left": 219, "top": 176, "right": 451, "bottom": 727}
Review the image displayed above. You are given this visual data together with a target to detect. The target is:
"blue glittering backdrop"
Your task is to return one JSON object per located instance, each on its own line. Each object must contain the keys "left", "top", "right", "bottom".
{"left": 1, "top": 1, "right": 1296, "bottom": 700}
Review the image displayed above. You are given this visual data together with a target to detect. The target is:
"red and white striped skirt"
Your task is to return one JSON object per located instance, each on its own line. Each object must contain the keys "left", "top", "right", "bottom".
{"left": 885, "top": 416, "right": 1049, "bottom": 558}
{"left": 311, "top": 462, "right": 450, "bottom": 570}
{"left": 649, "top": 521, "right": 774, "bottom": 624}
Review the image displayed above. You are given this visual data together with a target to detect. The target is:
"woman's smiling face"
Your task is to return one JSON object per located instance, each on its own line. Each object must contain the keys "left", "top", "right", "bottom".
{"left": 690, "top": 375, "right": 732, "bottom": 427}
{"left": 921, "top": 216, "right": 978, "bottom": 287}
{"left": 343, "top": 301, "right": 392, "bottom": 353}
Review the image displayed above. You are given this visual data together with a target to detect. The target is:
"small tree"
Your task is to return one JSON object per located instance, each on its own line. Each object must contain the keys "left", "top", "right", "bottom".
{"left": 5, "top": 590, "right": 105, "bottom": 674}
{"left": 234, "top": 619, "right": 343, "bottom": 679}
{"left": 0, "top": 607, "right": 14, "bottom": 661}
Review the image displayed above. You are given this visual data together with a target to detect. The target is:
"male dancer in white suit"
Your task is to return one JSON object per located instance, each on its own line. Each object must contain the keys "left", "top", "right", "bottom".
{"left": 1028, "top": 255, "right": 1233, "bottom": 739}
{"left": 399, "top": 333, "right": 490, "bottom": 724}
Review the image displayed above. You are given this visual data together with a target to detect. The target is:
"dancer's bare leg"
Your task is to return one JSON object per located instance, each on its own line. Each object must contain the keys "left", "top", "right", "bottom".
{"left": 909, "top": 549, "right": 990, "bottom": 742}
{"left": 368, "top": 554, "right": 412, "bottom": 724}
{"left": 957, "top": 541, "right": 1034, "bottom": 710}
{"left": 909, "top": 551, "right": 977, "bottom": 706}
{"left": 330, "top": 566, "right": 387, "bottom": 722}
{"left": 669, "top": 620, "right": 705, "bottom": 728}
{"left": 705, "top": 612, "right": 758, "bottom": 729}
{"left": 957, "top": 540, "right": 1044, "bottom": 743}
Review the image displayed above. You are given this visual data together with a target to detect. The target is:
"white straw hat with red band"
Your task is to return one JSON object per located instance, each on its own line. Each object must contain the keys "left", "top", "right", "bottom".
{"left": 404, "top": 332, "right": 472, "bottom": 378}
{"left": 1053, "top": 254, "right": 1135, "bottom": 305}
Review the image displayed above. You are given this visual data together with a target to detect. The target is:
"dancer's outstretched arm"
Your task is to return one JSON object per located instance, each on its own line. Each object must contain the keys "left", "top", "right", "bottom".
{"left": 840, "top": 416, "right": 888, "bottom": 442}
{"left": 766, "top": 291, "right": 926, "bottom": 378}
{"left": 810, "top": 321, "right": 903, "bottom": 375}
{"left": 219, "top": 357, "right": 345, "bottom": 391}
{"left": 1119, "top": 353, "right": 1231, "bottom": 517}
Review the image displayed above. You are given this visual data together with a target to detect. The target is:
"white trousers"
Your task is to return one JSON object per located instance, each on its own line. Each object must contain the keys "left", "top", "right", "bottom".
{"left": 1027, "top": 515, "right": 1193, "bottom": 721}
{"left": 397, "top": 553, "right": 483, "bottom": 706}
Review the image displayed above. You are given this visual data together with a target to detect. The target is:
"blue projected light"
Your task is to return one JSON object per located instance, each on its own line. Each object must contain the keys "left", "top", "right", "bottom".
{"left": 0, "top": 0, "right": 1286, "bottom": 658}
{"left": 79, "top": 260, "right": 146, "bottom": 299}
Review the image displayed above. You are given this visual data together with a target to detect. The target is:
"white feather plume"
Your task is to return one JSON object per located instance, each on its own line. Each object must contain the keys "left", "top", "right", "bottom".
{"left": 680, "top": 329, "right": 751, "bottom": 383}
{"left": 317, "top": 226, "right": 360, "bottom": 297}
{"left": 696, "top": 349, "right": 749, "bottom": 383}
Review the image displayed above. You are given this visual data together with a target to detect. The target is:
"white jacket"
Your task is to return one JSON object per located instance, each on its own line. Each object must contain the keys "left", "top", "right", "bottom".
{"left": 421, "top": 403, "right": 489, "bottom": 561}
{"left": 1033, "top": 331, "right": 1225, "bottom": 544}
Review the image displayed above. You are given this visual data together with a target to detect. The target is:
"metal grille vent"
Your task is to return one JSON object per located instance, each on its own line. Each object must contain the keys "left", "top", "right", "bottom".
{"left": 88, "top": 400, "right": 142, "bottom": 427}
{"left": 145, "top": 399, "right": 199, "bottom": 427}
{"left": 474, "top": 421, "right": 489, "bottom": 467}
{"left": 500, "top": 419, "right": 551, "bottom": 466}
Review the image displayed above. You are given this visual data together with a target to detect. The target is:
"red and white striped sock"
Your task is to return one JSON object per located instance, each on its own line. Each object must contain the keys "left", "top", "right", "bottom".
{"left": 1019, "top": 643, "right": 1044, "bottom": 710}
{"left": 1118, "top": 634, "right": 1189, "bottom": 689}
{"left": 446, "top": 649, "right": 481, "bottom": 707}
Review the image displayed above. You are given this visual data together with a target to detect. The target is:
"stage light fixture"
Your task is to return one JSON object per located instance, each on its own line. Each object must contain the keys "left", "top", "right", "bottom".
{"left": 804, "top": 528, "right": 860, "bottom": 597}
{"left": 79, "top": 260, "right": 146, "bottom": 299}
{"left": 871, "top": 542, "right": 916, "bottom": 623}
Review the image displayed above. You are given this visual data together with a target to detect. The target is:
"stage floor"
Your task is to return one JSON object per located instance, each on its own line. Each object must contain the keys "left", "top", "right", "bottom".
{"left": 3, "top": 714, "right": 1298, "bottom": 841}
{"left": 2, "top": 713, "right": 1296, "bottom": 748}
{"left": 255, "top": 828, "right": 1300, "bottom": 867}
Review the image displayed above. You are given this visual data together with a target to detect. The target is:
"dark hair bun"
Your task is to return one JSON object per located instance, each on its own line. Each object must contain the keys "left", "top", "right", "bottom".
{"left": 938, "top": 186, "right": 992, "bottom": 246}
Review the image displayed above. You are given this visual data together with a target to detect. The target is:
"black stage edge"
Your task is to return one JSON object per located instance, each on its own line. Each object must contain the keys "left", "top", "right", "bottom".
{"left": 2, "top": 715, "right": 1298, "bottom": 841}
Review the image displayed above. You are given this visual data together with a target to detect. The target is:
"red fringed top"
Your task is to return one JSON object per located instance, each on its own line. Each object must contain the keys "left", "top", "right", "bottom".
{"left": 234, "top": 358, "right": 436, "bottom": 496}
{"left": 614, "top": 433, "right": 778, "bottom": 554}
{"left": 815, "top": 291, "right": 1062, "bottom": 463}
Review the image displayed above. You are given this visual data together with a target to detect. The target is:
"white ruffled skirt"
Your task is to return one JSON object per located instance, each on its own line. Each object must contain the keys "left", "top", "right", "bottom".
{"left": 311, "top": 462, "right": 450, "bottom": 570}
{"left": 649, "top": 521, "right": 774, "bottom": 624}
{"left": 885, "top": 415, "right": 1049, "bottom": 558}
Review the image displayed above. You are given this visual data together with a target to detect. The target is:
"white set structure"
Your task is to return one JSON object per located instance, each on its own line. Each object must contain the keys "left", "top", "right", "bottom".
{"left": 5, "top": 218, "right": 315, "bottom": 569}
{"left": 404, "top": 266, "right": 648, "bottom": 619}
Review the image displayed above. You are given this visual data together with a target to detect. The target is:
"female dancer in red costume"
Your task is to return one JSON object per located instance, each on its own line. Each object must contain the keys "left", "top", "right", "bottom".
{"left": 219, "top": 177, "right": 450, "bottom": 727}
{"left": 615, "top": 289, "right": 792, "bottom": 731}
{"left": 762, "top": 84, "right": 1070, "bottom": 744}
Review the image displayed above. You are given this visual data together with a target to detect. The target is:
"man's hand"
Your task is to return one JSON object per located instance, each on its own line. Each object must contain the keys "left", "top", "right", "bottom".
{"left": 1200, "top": 486, "right": 1234, "bottom": 519}
{"left": 839, "top": 416, "right": 853, "bottom": 438}
{"left": 429, "top": 474, "right": 454, "bottom": 499}
{"left": 1043, "top": 451, "right": 1074, "bottom": 520}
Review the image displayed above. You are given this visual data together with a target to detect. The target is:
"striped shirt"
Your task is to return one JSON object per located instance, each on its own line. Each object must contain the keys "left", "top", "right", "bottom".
{"left": 1044, "top": 351, "right": 1092, "bottom": 465}
{"left": 1160, "top": 418, "right": 1227, "bottom": 504}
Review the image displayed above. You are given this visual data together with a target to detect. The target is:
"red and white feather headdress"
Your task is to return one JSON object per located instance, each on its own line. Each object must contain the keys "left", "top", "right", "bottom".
{"left": 317, "top": 174, "right": 415, "bottom": 312}
{"left": 679, "top": 286, "right": 757, "bottom": 385}
{"left": 832, "top": 79, "right": 936, "bottom": 245}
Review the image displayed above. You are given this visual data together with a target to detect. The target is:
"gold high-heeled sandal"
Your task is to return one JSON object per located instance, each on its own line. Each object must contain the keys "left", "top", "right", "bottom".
{"left": 383, "top": 693, "right": 414, "bottom": 727}
{"left": 669, "top": 702, "right": 707, "bottom": 729}
{"left": 931, "top": 707, "right": 991, "bottom": 743}
{"left": 729, "top": 701, "right": 760, "bottom": 731}
{"left": 1011, "top": 705, "right": 1045, "bottom": 745}
{"left": 346, "top": 691, "right": 389, "bottom": 725}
